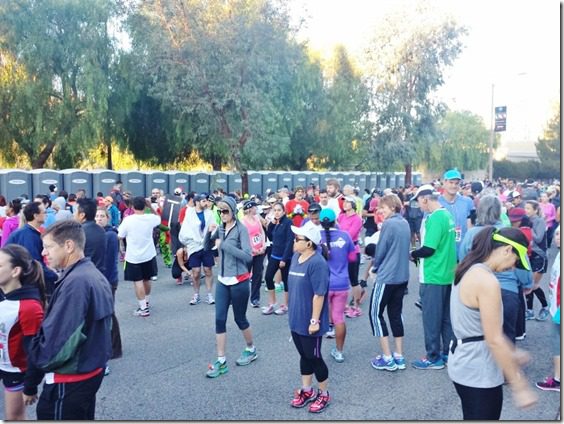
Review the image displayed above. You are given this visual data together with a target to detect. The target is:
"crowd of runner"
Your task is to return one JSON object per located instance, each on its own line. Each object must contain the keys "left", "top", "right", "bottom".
{"left": 0, "top": 171, "right": 559, "bottom": 419}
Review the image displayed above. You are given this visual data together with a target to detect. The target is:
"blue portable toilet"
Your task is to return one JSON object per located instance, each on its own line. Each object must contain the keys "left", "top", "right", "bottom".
{"left": 344, "top": 173, "right": 357, "bottom": 189}
{"left": 120, "top": 171, "right": 146, "bottom": 197}
{"left": 30, "top": 169, "right": 62, "bottom": 198}
{"left": 278, "top": 172, "right": 293, "bottom": 191}
{"left": 306, "top": 172, "right": 320, "bottom": 189}
{"left": 191, "top": 172, "right": 210, "bottom": 194}
{"left": 227, "top": 173, "right": 242, "bottom": 195}
{"left": 210, "top": 172, "right": 228, "bottom": 193}
{"left": 91, "top": 170, "right": 120, "bottom": 197}
{"left": 167, "top": 171, "right": 190, "bottom": 195}
{"left": 261, "top": 171, "right": 279, "bottom": 195}
{"left": 247, "top": 172, "right": 263, "bottom": 197}
{"left": 145, "top": 171, "right": 169, "bottom": 195}
{"left": 0, "top": 169, "right": 32, "bottom": 201}
{"left": 357, "top": 173, "right": 368, "bottom": 193}
{"left": 61, "top": 169, "right": 93, "bottom": 197}
{"left": 395, "top": 172, "right": 405, "bottom": 188}
{"left": 320, "top": 172, "right": 334, "bottom": 188}
{"left": 375, "top": 172, "right": 385, "bottom": 190}
{"left": 292, "top": 172, "right": 308, "bottom": 191}
{"left": 413, "top": 172, "right": 422, "bottom": 186}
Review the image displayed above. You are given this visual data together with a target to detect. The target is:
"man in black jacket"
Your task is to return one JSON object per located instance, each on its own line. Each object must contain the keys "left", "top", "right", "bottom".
{"left": 75, "top": 198, "right": 106, "bottom": 275}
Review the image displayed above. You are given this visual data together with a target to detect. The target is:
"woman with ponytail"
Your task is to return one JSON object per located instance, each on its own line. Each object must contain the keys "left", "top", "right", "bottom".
{"left": 449, "top": 226, "right": 537, "bottom": 419}
{"left": 319, "top": 208, "right": 355, "bottom": 363}
{"left": 0, "top": 244, "right": 45, "bottom": 419}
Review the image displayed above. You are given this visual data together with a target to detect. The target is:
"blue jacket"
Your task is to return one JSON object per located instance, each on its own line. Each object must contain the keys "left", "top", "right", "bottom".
{"left": 103, "top": 226, "right": 119, "bottom": 286}
{"left": 6, "top": 224, "right": 59, "bottom": 293}
{"left": 371, "top": 213, "right": 411, "bottom": 284}
{"left": 267, "top": 215, "right": 294, "bottom": 261}
{"left": 28, "top": 258, "right": 113, "bottom": 377}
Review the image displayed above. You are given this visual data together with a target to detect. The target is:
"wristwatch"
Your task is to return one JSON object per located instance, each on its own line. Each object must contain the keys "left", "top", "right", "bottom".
{"left": 310, "top": 319, "right": 319, "bottom": 325}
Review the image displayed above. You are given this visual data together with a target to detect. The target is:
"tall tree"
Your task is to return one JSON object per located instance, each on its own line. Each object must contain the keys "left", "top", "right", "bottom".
{"left": 535, "top": 102, "right": 560, "bottom": 178}
{"left": 365, "top": 3, "right": 466, "bottom": 183}
{"left": 128, "top": 0, "right": 300, "bottom": 192}
{"left": 0, "top": 0, "right": 120, "bottom": 168}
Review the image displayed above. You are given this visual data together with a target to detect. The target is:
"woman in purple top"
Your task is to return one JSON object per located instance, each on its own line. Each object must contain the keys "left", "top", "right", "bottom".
{"left": 320, "top": 208, "right": 355, "bottom": 364}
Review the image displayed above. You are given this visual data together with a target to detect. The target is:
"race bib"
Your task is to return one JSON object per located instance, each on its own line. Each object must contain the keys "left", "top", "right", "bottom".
{"left": 455, "top": 225, "right": 462, "bottom": 242}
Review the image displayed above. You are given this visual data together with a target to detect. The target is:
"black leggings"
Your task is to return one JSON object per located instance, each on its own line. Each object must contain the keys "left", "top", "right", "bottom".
{"left": 453, "top": 382, "right": 503, "bottom": 420}
{"left": 348, "top": 252, "right": 360, "bottom": 287}
{"left": 215, "top": 280, "right": 250, "bottom": 333}
{"left": 369, "top": 282, "right": 407, "bottom": 338}
{"left": 291, "top": 332, "right": 328, "bottom": 383}
{"left": 526, "top": 287, "right": 548, "bottom": 309}
{"left": 249, "top": 254, "right": 265, "bottom": 304}
{"left": 264, "top": 257, "right": 290, "bottom": 292}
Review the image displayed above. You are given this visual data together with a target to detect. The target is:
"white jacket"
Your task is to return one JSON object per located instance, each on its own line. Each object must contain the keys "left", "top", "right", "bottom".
{"left": 179, "top": 207, "right": 213, "bottom": 255}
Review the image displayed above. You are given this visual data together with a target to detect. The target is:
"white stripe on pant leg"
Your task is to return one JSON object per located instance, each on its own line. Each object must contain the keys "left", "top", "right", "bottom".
{"left": 372, "top": 283, "right": 386, "bottom": 337}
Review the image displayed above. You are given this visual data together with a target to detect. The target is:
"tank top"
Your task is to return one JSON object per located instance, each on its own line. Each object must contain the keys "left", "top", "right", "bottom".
{"left": 448, "top": 263, "right": 504, "bottom": 388}
{"left": 243, "top": 216, "right": 265, "bottom": 256}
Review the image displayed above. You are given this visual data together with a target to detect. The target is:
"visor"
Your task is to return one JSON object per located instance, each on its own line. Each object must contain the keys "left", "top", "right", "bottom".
{"left": 492, "top": 233, "right": 531, "bottom": 271}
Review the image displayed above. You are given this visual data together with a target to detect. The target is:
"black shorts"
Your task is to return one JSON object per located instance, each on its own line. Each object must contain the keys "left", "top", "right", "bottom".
{"left": 530, "top": 252, "right": 548, "bottom": 274}
{"left": 0, "top": 369, "right": 24, "bottom": 391}
{"left": 188, "top": 250, "right": 215, "bottom": 269}
{"left": 124, "top": 257, "right": 158, "bottom": 282}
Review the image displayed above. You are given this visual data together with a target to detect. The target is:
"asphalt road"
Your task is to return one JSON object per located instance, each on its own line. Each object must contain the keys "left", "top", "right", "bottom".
{"left": 8, "top": 249, "right": 562, "bottom": 421}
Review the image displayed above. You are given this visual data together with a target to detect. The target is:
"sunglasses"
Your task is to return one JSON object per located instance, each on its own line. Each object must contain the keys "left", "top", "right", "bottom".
{"left": 217, "top": 209, "right": 231, "bottom": 215}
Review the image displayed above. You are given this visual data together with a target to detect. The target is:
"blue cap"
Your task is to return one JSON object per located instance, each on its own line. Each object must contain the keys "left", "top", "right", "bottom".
{"left": 443, "top": 169, "right": 462, "bottom": 180}
{"left": 319, "top": 208, "right": 336, "bottom": 223}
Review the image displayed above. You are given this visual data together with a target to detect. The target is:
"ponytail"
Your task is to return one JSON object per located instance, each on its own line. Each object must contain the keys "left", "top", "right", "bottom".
{"left": 1, "top": 244, "right": 47, "bottom": 307}
{"left": 321, "top": 219, "right": 335, "bottom": 260}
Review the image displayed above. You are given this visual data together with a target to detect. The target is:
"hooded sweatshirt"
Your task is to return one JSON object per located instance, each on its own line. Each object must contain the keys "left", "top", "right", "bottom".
{"left": 205, "top": 196, "right": 252, "bottom": 284}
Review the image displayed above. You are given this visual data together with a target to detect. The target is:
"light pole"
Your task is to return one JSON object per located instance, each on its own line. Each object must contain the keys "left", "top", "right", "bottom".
{"left": 488, "top": 83, "right": 495, "bottom": 182}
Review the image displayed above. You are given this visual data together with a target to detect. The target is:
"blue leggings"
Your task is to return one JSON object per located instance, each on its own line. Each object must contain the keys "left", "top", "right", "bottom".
{"left": 215, "top": 280, "right": 250, "bottom": 334}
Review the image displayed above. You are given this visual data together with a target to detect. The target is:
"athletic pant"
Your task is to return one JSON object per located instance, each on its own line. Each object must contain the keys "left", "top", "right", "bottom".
{"left": 264, "top": 257, "right": 290, "bottom": 292}
{"left": 369, "top": 281, "right": 407, "bottom": 338}
{"left": 249, "top": 254, "right": 265, "bottom": 304}
{"left": 501, "top": 289, "right": 519, "bottom": 343}
{"left": 110, "top": 286, "right": 122, "bottom": 359}
{"left": 453, "top": 382, "right": 503, "bottom": 420}
{"left": 515, "top": 285, "right": 527, "bottom": 337}
{"left": 36, "top": 372, "right": 104, "bottom": 420}
{"left": 215, "top": 279, "right": 250, "bottom": 333}
{"left": 348, "top": 252, "right": 360, "bottom": 287}
{"left": 420, "top": 284, "right": 453, "bottom": 362}
{"left": 291, "top": 332, "right": 328, "bottom": 383}
{"left": 526, "top": 288, "right": 548, "bottom": 309}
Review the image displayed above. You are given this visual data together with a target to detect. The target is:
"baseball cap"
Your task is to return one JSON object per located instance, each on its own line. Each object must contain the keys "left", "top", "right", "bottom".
{"left": 291, "top": 221, "right": 321, "bottom": 245}
{"left": 174, "top": 187, "right": 183, "bottom": 195}
{"left": 492, "top": 231, "right": 531, "bottom": 271}
{"left": 319, "top": 208, "right": 336, "bottom": 223}
{"left": 194, "top": 193, "right": 207, "bottom": 202}
{"left": 443, "top": 169, "right": 462, "bottom": 180}
{"left": 307, "top": 203, "right": 322, "bottom": 213}
{"left": 507, "top": 190, "right": 521, "bottom": 201}
{"left": 243, "top": 200, "right": 258, "bottom": 210}
{"left": 508, "top": 207, "right": 526, "bottom": 223}
{"left": 413, "top": 184, "right": 438, "bottom": 200}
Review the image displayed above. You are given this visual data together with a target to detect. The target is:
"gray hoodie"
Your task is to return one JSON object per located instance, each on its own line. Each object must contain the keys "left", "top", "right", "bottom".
{"left": 205, "top": 196, "right": 252, "bottom": 278}
{"left": 371, "top": 213, "right": 411, "bottom": 284}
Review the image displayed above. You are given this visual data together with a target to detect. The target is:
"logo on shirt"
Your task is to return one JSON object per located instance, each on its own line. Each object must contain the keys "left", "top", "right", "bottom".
{"left": 289, "top": 271, "right": 305, "bottom": 277}
{"left": 330, "top": 237, "right": 347, "bottom": 249}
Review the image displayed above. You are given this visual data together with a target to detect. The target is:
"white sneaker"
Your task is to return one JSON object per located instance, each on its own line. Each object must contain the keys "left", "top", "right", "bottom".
{"left": 325, "top": 327, "right": 335, "bottom": 338}
{"left": 190, "top": 294, "right": 201, "bottom": 305}
{"left": 206, "top": 293, "right": 215, "bottom": 305}
{"left": 150, "top": 276, "right": 158, "bottom": 281}
{"left": 261, "top": 304, "right": 277, "bottom": 315}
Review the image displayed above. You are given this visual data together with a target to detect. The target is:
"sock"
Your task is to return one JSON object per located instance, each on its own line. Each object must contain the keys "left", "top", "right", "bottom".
{"left": 145, "top": 295, "right": 151, "bottom": 304}
{"left": 383, "top": 354, "right": 393, "bottom": 361}
{"left": 245, "top": 345, "right": 256, "bottom": 353}
{"left": 217, "top": 356, "right": 226, "bottom": 364}
{"left": 319, "top": 390, "right": 328, "bottom": 396}
{"left": 139, "top": 299, "right": 147, "bottom": 310}
{"left": 393, "top": 352, "right": 403, "bottom": 359}
{"left": 302, "top": 386, "right": 312, "bottom": 393}
{"left": 554, "top": 377, "right": 560, "bottom": 384}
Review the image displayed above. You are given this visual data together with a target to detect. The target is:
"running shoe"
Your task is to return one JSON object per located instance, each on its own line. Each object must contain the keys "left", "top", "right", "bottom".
{"left": 537, "top": 307, "right": 550, "bottom": 321}
{"left": 291, "top": 388, "right": 317, "bottom": 408}
{"left": 345, "top": 306, "right": 362, "bottom": 318}
{"left": 274, "top": 304, "right": 288, "bottom": 315}
{"left": 250, "top": 300, "right": 260, "bottom": 308}
{"left": 261, "top": 304, "right": 277, "bottom": 315}
{"left": 442, "top": 353, "right": 449, "bottom": 365}
{"left": 411, "top": 357, "right": 445, "bottom": 370}
{"left": 330, "top": 348, "right": 344, "bottom": 363}
{"left": 515, "top": 333, "right": 527, "bottom": 341}
{"left": 133, "top": 307, "right": 150, "bottom": 317}
{"left": 104, "top": 365, "right": 111, "bottom": 376}
{"left": 275, "top": 282, "right": 284, "bottom": 292}
{"left": 308, "top": 391, "right": 330, "bottom": 413}
{"left": 393, "top": 353, "right": 406, "bottom": 370}
{"left": 371, "top": 355, "right": 398, "bottom": 371}
{"left": 235, "top": 348, "right": 258, "bottom": 366}
{"left": 206, "top": 360, "right": 228, "bottom": 378}
{"left": 190, "top": 294, "right": 201, "bottom": 305}
{"left": 150, "top": 275, "right": 158, "bottom": 281}
{"left": 206, "top": 293, "right": 215, "bottom": 305}
{"left": 176, "top": 277, "right": 183, "bottom": 285}
{"left": 535, "top": 377, "right": 560, "bottom": 392}
{"left": 525, "top": 309, "right": 535, "bottom": 320}
{"left": 325, "top": 326, "right": 335, "bottom": 339}
{"left": 344, "top": 305, "right": 352, "bottom": 315}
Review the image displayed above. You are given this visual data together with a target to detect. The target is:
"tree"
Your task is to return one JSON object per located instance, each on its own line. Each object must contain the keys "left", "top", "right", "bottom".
{"left": 535, "top": 102, "right": 560, "bottom": 178}
{"left": 364, "top": 3, "right": 467, "bottom": 183}
{"left": 0, "top": 0, "right": 120, "bottom": 168}
{"left": 425, "top": 110, "right": 491, "bottom": 172}
{"left": 127, "top": 0, "right": 301, "bottom": 192}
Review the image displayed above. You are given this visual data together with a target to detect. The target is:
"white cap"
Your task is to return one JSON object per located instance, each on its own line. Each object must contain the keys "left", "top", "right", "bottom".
{"left": 291, "top": 221, "right": 321, "bottom": 245}
{"left": 413, "top": 184, "right": 439, "bottom": 199}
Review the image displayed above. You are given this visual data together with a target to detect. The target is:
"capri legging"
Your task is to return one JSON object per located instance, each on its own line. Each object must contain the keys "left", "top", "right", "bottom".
{"left": 368, "top": 281, "right": 407, "bottom": 338}
{"left": 215, "top": 279, "right": 250, "bottom": 333}
{"left": 453, "top": 382, "right": 503, "bottom": 420}
{"left": 264, "top": 257, "right": 290, "bottom": 292}
{"left": 348, "top": 252, "right": 361, "bottom": 287}
{"left": 291, "top": 332, "right": 328, "bottom": 383}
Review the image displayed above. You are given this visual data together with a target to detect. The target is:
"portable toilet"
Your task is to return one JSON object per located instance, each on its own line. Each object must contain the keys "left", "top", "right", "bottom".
{"left": 413, "top": 172, "right": 422, "bottom": 186}
{"left": 278, "top": 172, "right": 293, "bottom": 190}
{"left": 376, "top": 172, "right": 385, "bottom": 190}
{"left": 357, "top": 173, "right": 368, "bottom": 193}
{"left": 210, "top": 172, "right": 228, "bottom": 193}
{"left": 145, "top": 171, "right": 169, "bottom": 195}
{"left": 395, "top": 172, "right": 405, "bottom": 188}
{"left": 120, "top": 171, "right": 146, "bottom": 197}
{"left": 344, "top": 173, "right": 357, "bottom": 190}
{"left": 306, "top": 172, "right": 320, "bottom": 189}
{"left": 292, "top": 172, "right": 308, "bottom": 191}
{"left": 227, "top": 173, "right": 242, "bottom": 195}
{"left": 191, "top": 172, "right": 211, "bottom": 194}
{"left": 30, "top": 169, "right": 62, "bottom": 198}
{"left": 61, "top": 169, "right": 93, "bottom": 197}
{"left": 261, "top": 171, "right": 279, "bottom": 195}
{"left": 91, "top": 169, "right": 120, "bottom": 197}
{"left": 167, "top": 171, "right": 190, "bottom": 195}
{"left": 0, "top": 169, "right": 33, "bottom": 201}
{"left": 247, "top": 172, "right": 263, "bottom": 197}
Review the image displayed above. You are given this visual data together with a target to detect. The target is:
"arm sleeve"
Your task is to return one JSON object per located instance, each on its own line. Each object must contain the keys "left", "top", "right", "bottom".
{"left": 411, "top": 246, "right": 436, "bottom": 258}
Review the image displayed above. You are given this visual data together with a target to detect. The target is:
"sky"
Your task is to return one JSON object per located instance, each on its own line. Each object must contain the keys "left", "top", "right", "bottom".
{"left": 289, "top": 0, "right": 561, "bottom": 159}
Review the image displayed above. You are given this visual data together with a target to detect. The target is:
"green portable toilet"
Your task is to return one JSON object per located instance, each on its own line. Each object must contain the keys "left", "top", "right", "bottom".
{"left": 120, "top": 171, "right": 146, "bottom": 197}
{"left": 145, "top": 171, "right": 169, "bottom": 195}
{"left": 261, "top": 171, "right": 279, "bottom": 195}
{"left": 91, "top": 170, "right": 120, "bottom": 198}
{"left": 61, "top": 169, "right": 92, "bottom": 197}
{"left": 191, "top": 172, "right": 210, "bottom": 194}
{"left": 278, "top": 172, "right": 293, "bottom": 190}
{"left": 31, "top": 169, "right": 63, "bottom": 198}
{"left": 247, "top": 172, "right": 263, "bottom": 197}
{"left": 211, "top": 172, "right": 228, "bottom": 193}
{"left": 0, "top": 169, "right": 32, "bottom": 201}
{"left": 228, "top": 173, "right": 242, "bottom": 195}
{"left": 292, "top": 172, "right": 308, "bottom": 191}
{"left": 167, "top": 171, "right": 190, "bottom": 195}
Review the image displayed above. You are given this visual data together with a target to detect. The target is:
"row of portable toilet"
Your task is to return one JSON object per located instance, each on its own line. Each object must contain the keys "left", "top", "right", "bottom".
{"left": 0, "top": 169, "right": 422, "bottom": 201}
